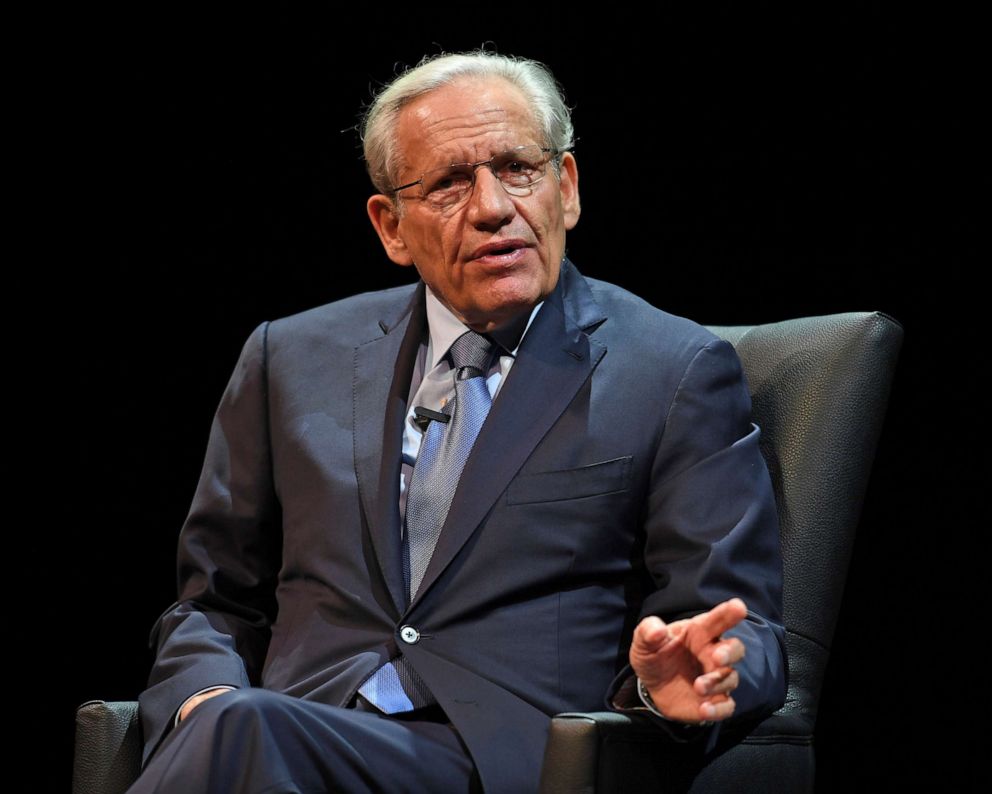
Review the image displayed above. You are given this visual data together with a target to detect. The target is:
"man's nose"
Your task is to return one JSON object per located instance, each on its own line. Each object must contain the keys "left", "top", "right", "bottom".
{"left": 466, "top": 166, "right": 515, "bottom": 227}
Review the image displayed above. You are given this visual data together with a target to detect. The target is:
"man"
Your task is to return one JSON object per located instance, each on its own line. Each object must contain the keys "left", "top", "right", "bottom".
{"left": 130, "top": 51, "right": 786, "bottom": 794}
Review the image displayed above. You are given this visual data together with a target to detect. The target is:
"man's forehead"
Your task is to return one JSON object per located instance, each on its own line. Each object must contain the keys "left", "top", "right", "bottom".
{"left": 396, "top": 78, "right": 542, "bottom": 166}
{"left": 410, "top": 103, "right": 516, "bottom": 139}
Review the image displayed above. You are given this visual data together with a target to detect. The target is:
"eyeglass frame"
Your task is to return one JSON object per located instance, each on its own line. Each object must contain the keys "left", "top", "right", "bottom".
{"left": 386, "top": 145, "right": 573, "bottom": 206}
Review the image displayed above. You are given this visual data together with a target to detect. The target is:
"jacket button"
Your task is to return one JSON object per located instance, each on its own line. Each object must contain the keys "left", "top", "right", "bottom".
{"left": 399, "top": 625, "right": 420, "bottom": 644}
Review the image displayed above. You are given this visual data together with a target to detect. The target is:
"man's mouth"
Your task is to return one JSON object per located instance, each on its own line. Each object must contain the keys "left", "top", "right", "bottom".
{"left": 470, "top": 239, "right": 530, "bottom": 262}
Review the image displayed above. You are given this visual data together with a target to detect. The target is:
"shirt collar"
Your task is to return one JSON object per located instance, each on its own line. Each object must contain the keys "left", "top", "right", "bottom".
{"left": 424, "top": 286, "right": 543, "bottom": 370}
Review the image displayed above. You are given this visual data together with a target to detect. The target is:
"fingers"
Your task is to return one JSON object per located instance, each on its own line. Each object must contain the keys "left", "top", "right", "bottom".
{"left": 700, "top": 694, "right": 736, "bottom": 722}
{"left": 693, "top": 655, "right": 741, "bottom": 723}
{"left": 684, "top": 599, "right": 748, "bottom": 663}
{"left": 710, "top": 637, "right": 745, "bottom": 667}
{"left": 693, "top": 598, "right": 748, "bottom": 640}
{"left": 694, "top": 667, "right": 739, "bottom": 697}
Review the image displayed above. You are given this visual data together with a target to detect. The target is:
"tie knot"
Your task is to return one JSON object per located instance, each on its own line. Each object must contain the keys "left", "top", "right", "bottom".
{"left": 448, "top": 330, "right": 495, "bottom": 378}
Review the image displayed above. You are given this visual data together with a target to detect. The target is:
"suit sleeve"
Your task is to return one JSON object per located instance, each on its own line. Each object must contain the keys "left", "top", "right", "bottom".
{"left": 138, "top": 322, "right": 282, "bottom": 766}
{"left": 607, "top": 337, "right": 787, "bottom": 733}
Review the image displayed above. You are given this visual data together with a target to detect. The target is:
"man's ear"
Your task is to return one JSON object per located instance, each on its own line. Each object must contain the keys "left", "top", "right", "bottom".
{"left": 367, "top": 194, "right": 414, "bottom": 266}
{"left": 558, "top": 152, "right": 581, "bottom": 231}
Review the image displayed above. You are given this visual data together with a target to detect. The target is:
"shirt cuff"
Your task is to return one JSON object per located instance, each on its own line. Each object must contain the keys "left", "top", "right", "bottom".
{"left": 610, "top": 673, "right": 643, "bottom": 710}
{"left": 174, "top": 686, "right": 238, "bottom": 727}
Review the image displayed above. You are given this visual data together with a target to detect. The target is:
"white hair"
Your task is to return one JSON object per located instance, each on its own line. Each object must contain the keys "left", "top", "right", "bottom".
{"left": 361, "top": 50, "right": 575, "bottom": 194}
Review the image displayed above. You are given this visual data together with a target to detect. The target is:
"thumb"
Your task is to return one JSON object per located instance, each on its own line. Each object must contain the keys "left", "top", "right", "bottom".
{"left": 632, "top": 615, "right": 671, "bottom": 654}
{"left": 630, "top": 616, "right": 674, "bottom": 686}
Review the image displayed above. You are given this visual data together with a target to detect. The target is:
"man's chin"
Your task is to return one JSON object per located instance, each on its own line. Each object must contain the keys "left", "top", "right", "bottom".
{"left": 462, "top": 295, "right": 542, "bottom": 333}
{"left": 440, "top": 268, "right": 556, "bottom": 332}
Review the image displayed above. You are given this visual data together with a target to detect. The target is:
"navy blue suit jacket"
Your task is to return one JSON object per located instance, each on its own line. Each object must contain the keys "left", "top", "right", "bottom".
{"left": 139, "top": 259, "right": 786, "bottom": 793}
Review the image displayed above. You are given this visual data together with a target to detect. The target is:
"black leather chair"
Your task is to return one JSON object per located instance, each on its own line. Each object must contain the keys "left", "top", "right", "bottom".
{"left": 74, "top": 700, "right": 141, "bottom": 794}
{"left": 538, "top": 311, "right": 902, "bottom": 793}
{"left": 74, "top": 311, "right": 903, "bottom": 794}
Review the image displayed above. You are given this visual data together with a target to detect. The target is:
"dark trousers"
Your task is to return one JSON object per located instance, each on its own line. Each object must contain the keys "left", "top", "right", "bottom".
{"left": 125, "top": 688, "right": 479, "bottom": 794}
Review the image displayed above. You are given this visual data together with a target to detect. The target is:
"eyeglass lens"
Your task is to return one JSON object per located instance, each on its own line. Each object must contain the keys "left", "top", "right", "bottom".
{"left": 421, "top": 146, "right": 550, "bottom": 207}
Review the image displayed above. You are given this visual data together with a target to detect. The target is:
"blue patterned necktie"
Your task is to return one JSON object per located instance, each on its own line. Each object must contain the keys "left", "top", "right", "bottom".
{"left": 404, "top": 330, "right": 495, "bottom": 599}
{"left": 358, "top": 330, "right": 496, "bottom": 713}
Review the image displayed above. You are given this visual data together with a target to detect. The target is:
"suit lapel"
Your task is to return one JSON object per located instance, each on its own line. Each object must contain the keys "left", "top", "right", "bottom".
{"left": 353, "top": 283, "right": 426, "bottom": 616}
{"left": 410, "top": 260, "right": 608, "bottom": 608}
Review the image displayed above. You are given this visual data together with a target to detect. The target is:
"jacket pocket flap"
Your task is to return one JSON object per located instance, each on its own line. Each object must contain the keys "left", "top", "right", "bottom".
{"left": 506, "top": 456, "right": 632, "bottom": 505}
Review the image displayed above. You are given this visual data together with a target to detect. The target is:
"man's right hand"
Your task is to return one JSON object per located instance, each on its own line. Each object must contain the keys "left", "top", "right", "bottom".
{"left": 178, "top": 687, "right": 234, "bottom": 722}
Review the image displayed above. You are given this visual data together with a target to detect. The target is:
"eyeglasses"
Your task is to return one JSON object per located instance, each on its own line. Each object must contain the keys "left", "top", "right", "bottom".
{"left": 388, "top": 145, "right": 569, "bottom": 211}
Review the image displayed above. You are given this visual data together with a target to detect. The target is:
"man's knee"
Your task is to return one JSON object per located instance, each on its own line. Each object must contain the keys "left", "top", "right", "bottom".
{"left": 133, "top": 690, "right": 311, "bottom": 793}
{"left": 139, "top": 689, "right": 476, "bottom": 793}
{"left": 183, "top": 688, "right": 293, "bottom": 737}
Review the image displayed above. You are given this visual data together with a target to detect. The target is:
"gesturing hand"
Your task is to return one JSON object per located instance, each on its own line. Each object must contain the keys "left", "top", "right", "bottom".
{"left": 629, "top": 597, "right": 748, "bottom": 724}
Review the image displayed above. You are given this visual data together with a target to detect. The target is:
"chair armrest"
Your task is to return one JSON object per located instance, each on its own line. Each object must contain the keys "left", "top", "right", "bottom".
{"left": 73, "top": 700, "right": 142, "bottom": 794}
{"left": 539, "top": 711, "right": 814, "bottom": 794}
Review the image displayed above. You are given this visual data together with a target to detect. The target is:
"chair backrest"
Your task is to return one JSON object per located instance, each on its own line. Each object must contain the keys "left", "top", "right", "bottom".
{"left": 706, "top": 311, "right": 902, "bottom": 731}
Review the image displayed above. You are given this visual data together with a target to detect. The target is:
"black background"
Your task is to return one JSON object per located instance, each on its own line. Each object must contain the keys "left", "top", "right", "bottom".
{"left": 38, "top": 7, "right": 978, "bottom": 791}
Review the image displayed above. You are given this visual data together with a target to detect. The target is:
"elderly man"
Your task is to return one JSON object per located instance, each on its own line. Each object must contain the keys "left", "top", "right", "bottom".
{"left": 129, "top": 51, "right": 786, "bottom": 794}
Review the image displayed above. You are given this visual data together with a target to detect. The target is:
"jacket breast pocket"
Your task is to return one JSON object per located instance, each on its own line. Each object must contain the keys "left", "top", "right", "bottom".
{"left": 506, "top": 456, "right": 633, "bottom": 505}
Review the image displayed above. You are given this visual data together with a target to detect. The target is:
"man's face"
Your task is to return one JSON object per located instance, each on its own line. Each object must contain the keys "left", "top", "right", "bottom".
{"left": 367, "top": 77, "right": 580, "bottom": 333}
